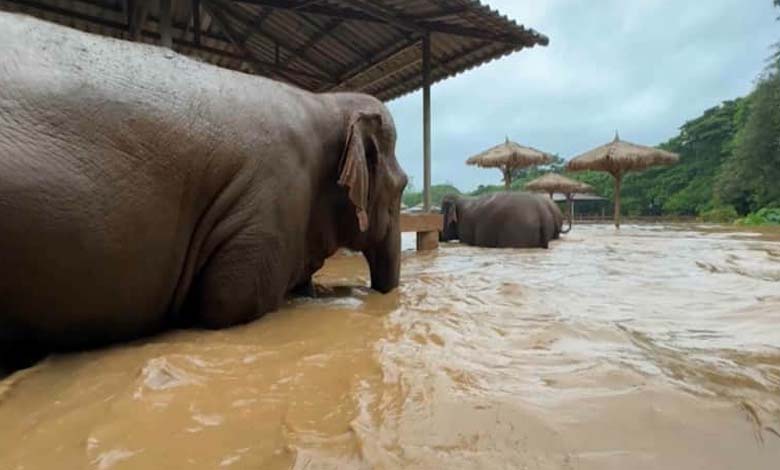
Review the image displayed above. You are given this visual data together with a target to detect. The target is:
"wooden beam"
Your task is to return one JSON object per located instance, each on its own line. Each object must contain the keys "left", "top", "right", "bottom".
{"left": 277, "top": 17, "right": 343, "bottom": 68}
{"left": 424, "top": 22, "right": 543, "bottom": 47}
{"left": 290, "top": 11, "right": 370, "bottom": 66}
{"left": 338, "top": 0, "right": 421, "bottom": 32}
{"left": 354, "top": 58, "right": 421, "bottom": 93}
{"left": 238, "top": 0, "right": 390, "bottom": 23}
{"left": 204, "top": 0, "right": 338, "bottom": 81}
{"left": 46, "top": 0, "right": 225, "bottom": 44}
{"left": 292, "top": 0, "right": 323, "bottom": 9}
{"left": 241, "top": 8, "right": 298, "bottom": 80}
{"left": 326, "top": 36, "right": 420, "bottom": 91}
{"left": 244, "top": 7, "right": 274, "bottom": 39}
{"left": 369, "top": 40, "right": 511, "bottom": 101}
{"left": 356, "top": 54, "right": 456, "bottom": 98}
{"left": 416, "top": 6, "right": 470, "bottom": 21}
{"left": 201, "top": 3, "right": 310, "bottom": 87}
{"left": 326, "top": 31, "right": 455, "bottom": 96}
{"left": 400, "top": 213, "right": 442, "bottom": 233}
{"left": 351, "top": 53, "right": 455, "bottom": 96}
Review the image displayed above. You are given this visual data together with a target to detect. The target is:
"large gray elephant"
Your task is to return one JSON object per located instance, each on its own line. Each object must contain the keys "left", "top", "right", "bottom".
{"left": 538, "top": 196, "right": 571, "bottom": 239}
{"left": 439, "top": 192, "right": 557, "bottom": 248}
{"left": 0, "top": 13, "right": 407, "bottom": 369}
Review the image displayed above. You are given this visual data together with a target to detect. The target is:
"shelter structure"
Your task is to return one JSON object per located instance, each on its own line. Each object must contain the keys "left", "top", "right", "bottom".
{"left": 566, "top": 132, "right": 679, "bottom": 229}
{"left": 552, "top": 193, "right": 609, "bottom": 219}
{"left": 525, "top": 173, "right": 594, "bottom": 230}
{"left": 466, "top": 138, "right": 554, "bottom": 190}
{"left": 0, "top": 0, "right": 547, "bottom": 249}
{"left": 525, "top": 173, "right": 593, "bottom": 199}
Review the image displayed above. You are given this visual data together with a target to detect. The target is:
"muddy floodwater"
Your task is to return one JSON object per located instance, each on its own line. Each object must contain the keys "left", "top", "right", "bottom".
{"left": 1, "top": 224, "right": 779, "bottom": 469}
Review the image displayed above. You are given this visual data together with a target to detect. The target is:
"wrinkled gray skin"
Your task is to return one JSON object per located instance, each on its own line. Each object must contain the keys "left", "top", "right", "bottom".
{"left": 538, "top": 196, "right": 570, "bottom": 239}
{"left": 0, "top": 14, "right": 407, "bottom": 369}
{"left": 439, "top": 193, "right": 556, "bottom": 248}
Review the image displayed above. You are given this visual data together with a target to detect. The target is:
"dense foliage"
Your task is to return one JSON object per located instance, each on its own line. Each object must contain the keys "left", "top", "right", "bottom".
{"left": 736, "top": 208, "right": 780, "bottom": 226}
{"left": 611, "top": 99, "right": 750, "bottom": 217}
{"left": 402, "top": 183, "right": 461, "bottom": 208}
{"left": 715, "top": 65, "right": 780, "bottom": 213}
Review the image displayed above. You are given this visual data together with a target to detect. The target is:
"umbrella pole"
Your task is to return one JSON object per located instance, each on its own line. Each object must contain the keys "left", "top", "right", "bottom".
{"left": 613, "top": 172, "right": 622, "bottom": 229}
{"left": 502, "top": 166, "right": 512, "bottom": 191}
{"left": 567, "top": 193, "right": 574, "bottom": 230}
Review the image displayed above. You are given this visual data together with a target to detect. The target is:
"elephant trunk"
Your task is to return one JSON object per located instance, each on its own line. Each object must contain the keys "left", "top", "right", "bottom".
{"left": 560, "top": 196, "right": 573, "bottom": 234}
{"left": 363, "top": 223, "right": 401, "bottom": 293}
{"left": 561, "top": 218, "right": 572, "bottom": 234}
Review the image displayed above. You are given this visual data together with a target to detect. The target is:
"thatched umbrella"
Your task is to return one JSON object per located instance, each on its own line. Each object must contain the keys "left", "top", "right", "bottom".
{"left": 466, "top": 137, "right": 554, "bottom": 190}
{"left": 525, "top": 173, "right": 594, "bottom": 231}
{"left": 566, "top": 133, "right": 679, "bottom": 228}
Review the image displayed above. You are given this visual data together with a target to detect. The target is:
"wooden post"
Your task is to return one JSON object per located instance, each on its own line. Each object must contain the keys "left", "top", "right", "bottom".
{"left": 422, "top": 32, "right": 432, "bottom": 211}
{"left": 159, "top": 0, "right": 173, "bottom": 49}
{"left": 502, "top": 165, "right": 511, "bottom": 191}
{"left": 416, "top": 231, "right": 439, "bottom": 251}
{"left": 401, "top": 213, "right": 442, "bottom": 251}
{"left": 613, "top": 172, "right": 622, "bottom": 229}
{"left": 193, "top": 0, "right": 201, "bottom": 45}
{"left": 567, "top": 193, "right": 574, "bottom": 228}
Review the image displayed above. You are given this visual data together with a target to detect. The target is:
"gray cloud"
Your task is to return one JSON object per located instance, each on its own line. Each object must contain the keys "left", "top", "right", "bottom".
{"left": 388, "top": 0, "right": 778, "bottom": 192}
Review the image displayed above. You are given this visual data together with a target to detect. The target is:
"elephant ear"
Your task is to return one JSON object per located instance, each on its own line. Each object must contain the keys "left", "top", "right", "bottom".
{"left": 338, "top": 112, "right": 380, "bottom": 232}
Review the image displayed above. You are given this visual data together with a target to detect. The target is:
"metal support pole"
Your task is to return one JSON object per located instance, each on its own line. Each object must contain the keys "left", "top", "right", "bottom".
{"left": 160, "top": 0, "right": 173, "bottom": 49}
{"left": 126, "top": 0, "right": 134, "bottom": 32}
{"left": 193, "top": 0, "right": 201, "bottom": 45}
{"left": 422, "top": 33, "right": 432, "bottom": 211}
{"left": 128, "top": 0, "right": 150, "bottom": 40}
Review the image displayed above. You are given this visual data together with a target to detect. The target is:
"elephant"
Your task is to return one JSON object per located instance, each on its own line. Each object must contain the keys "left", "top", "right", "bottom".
{"left": 439, "top": 192, "right": 557, "bottom": 248}
{"left": 538, "top": 196, "right": 571, "bottom": 239}
{"left": 0, "top": 13, "right": 408, "bottom": 370}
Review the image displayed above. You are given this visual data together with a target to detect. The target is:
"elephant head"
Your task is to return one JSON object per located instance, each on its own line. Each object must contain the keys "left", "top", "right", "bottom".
{"left": 334, "top": 96, "right": 408, "bottom": 293}
{"left": 440, "top": 194, "right": 460, "bottom": 242}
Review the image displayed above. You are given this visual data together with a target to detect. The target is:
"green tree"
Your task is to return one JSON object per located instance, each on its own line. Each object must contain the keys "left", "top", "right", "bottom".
{"left": 402, "top": 183, "right": 461, "bottom": 208}
{"left": 580, "top": 100, "right": 746, "bottom": 217}
{"left": 716, "top": 60, "right": 780, "bottom": 211}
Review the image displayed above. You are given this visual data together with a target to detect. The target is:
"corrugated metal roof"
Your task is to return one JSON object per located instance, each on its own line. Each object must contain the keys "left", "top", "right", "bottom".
{"left": 0, "top": 0, "right": 548, "bottom": 101}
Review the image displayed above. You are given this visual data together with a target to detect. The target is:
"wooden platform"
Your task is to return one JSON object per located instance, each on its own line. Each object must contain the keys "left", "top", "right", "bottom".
{"left": 400, "top": 213, "right": 443, "bottom": 251}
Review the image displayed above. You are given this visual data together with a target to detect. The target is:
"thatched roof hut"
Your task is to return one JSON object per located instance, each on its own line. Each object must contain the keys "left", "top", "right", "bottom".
{"left": 525, "top": 173, "right": 594, "bottom": 196}
{"left": 466, "top": 138, "right": 553, "bottom": 189}
{"left": 525, "top": 173, "right": 594, "bottom": 232}
{"left": 566, "top": 133, "right": 679, "bottom": 228}
{"left": 566, "top": 134, "right": 679, "bottom": 174}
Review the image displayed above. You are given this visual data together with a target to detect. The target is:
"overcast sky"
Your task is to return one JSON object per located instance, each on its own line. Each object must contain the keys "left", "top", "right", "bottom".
{"left": 387, "top": 0, "right": 779, "bottom": 192}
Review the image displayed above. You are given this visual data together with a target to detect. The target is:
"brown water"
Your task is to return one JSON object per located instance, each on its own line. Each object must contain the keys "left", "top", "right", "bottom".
{"left": 1, "top": 224, "right": 779, "bottom": 469}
